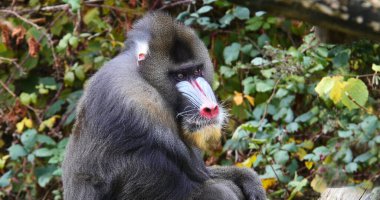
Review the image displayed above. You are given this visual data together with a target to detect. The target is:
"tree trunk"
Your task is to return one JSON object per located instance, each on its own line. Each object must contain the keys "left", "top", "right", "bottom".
{"left": 232, "top": 0, "right": 380, "bottom": 42}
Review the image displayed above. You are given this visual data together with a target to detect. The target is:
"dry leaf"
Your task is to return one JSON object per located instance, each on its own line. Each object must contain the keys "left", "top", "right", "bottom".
{"left": 233, "top": 91, "right": 243, "bottom": 105}
{"left": 12, "top": 26, "right": 26, "bottom": 45}
{"left": 261, "top": 178, "right": 277, "bottom": 190}
{"left": 244, "top": 94, "right": 255, "bottom": 106}
{"left": 0, "top": 23, "right": 12, "bottom": 48}
{"left": 27, "top": 37, "right": 40, "bottom": 57}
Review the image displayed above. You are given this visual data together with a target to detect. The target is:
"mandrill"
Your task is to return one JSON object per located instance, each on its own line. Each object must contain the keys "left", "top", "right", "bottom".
{"left": 62, "top": 12, "right": 266, "bottom": 200}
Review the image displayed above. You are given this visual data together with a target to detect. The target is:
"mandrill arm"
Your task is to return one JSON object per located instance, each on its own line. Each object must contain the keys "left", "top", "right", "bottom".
{"left": 207, "top": 166, "right": 267, "bottom": 200}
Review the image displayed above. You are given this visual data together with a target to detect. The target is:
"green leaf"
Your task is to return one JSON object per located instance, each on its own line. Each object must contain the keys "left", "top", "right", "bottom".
{"left": 247, "top": 18, "right": 263, "bottom": 31}
{"left": 219, "top": 14, "right": 235, "bottom": 26}
{"left": 286, "top": 122, "right": 299, "bottom": 133}
{"left": 360, "top": 116, "right": 378, "bottom": 136}
{"left": 45, "top": 99, "right": 65, "bottom": 118}
{"left": 35, "top": 165, "right": 57, "bottom": 187}
{"left": 345, "top": 162, "right": 358, "bottom": 173}
{"left": 197, "top": 6, "right": 213, "bottom": 14}
{"left": 0, "top": 170, "right": 12, "bottom": 187}
{"left": 341, "top": 78, "right": 368, "bottom": 110}
{"left": 64, "top": 71, "right": 75, "bottom": 86}
{"left": 37, "top": 134, "right": 56, "bottom": 145}
{"left": 19, "top": 92, "right": 31, "bottom": 105}
{"left": 21, "top": 129, "right": 37, "bottom": 150}
{"left": 251, "top": 57, "right": 267, "bottom": 66}
{"left": 313, "top": 146, "right": 329, "bottom": 157}
{"left": 63, "top": 0, "right": 80, "bottom": 12}
{"left": 34, "top": 148, "right": 53, "bottom": 157}
{"left": 354, "top": 152, "right": 372, "bottom": 162}
{"left": 234, "top": 6, "right": 250, "bottom": 20}
{"left": 338, "top": 130, "right": 353, "bottom": 138}
{"left": 74, "top": 65, "right": 86, "bottom": 81}
{"left": 332, "top": 49, "right": 351, "bottom": 67}
{"left": 256, "top": 79, "right": 275, "bottom": 92}
{"left": 257, "top": 34, "right": 270, "bottom": 47}
{"left": 223, "top": 43, "right": 241, "bottom": 65}
{"left": 68, "top": 36, "right": 79, "bottom": 48}
{"left": 372, "top": 63, "right": 380, "bottom": 72}
{"left": 220, "top": 66, "right": 236, "bottom": 78}
{"left": 274, "top": 150, "right": 289, "bottom": 165}
{"left": 8, "top": 144, "right": 28, "bottom": 160}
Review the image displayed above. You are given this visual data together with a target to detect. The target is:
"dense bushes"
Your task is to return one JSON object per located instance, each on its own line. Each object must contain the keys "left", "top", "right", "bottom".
{"left": 0, "top": 0, "right": 379, "bottom": 199}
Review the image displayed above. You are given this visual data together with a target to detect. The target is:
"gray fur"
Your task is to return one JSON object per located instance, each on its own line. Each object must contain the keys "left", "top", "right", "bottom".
{"left": 62, "top": 12, "right": 266, "bottom": 200}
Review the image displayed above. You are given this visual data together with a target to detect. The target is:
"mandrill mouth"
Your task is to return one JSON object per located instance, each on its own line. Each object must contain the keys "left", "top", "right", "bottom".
{"left": 181, "top": 109, "right": 224, "bottom": 133}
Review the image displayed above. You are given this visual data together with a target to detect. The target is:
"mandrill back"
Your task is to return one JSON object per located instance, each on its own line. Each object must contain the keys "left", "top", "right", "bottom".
{"left": 62, "top": 12, "right": 266, "bottom": 200}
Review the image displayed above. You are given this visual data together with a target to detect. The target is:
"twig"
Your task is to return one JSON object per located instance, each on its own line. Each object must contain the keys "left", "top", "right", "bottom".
{"left": 0, "top": 56, "right": 25, "bottom": 75}
{"left": 259, "top": 78, "right": 282, "bottom": 125}
{"left": 0, "top": 79, "right": 16, "bottom": 97}
{"left": 159, "top": 0, "right": 194, "bottom": 10}
{"left": 345, "top": 92, "right": 370, "bottom": 113}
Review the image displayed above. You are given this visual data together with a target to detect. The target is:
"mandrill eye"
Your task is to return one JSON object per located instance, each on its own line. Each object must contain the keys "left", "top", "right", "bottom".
{"left": 176, "top": 73, "right": 185, "bottom": 80}
{"left": 194, "top": 68, "right": 201, "bottom": 76}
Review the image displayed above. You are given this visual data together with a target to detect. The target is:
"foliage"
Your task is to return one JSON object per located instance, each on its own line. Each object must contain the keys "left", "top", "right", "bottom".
{"left": 0, "top": 0, "right": 379, "bottom": 199}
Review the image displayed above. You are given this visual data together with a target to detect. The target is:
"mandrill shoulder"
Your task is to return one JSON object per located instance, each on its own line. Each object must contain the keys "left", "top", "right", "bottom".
{"left": 81, "top": 54, "right": 178, "bottom": 137}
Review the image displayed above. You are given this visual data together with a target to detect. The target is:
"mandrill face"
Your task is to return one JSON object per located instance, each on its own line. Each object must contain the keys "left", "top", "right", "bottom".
{"left": 172, "top": 64, "right": 226, "bottom": 150}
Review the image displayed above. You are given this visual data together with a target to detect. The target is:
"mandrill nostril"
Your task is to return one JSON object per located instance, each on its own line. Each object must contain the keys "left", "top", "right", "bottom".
{"left": 200, "top": 105, "right": 219, "bottom": 119}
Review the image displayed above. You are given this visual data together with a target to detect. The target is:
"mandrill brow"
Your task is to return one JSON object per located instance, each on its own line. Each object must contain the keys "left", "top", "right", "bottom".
{"left": 62, "top": 12, "right": 266, "bottom": 200}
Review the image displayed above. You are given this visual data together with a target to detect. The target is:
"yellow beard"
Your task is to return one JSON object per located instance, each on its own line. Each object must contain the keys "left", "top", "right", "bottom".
{"left": 184, "top": 125, "right": 222, "bottom": 151}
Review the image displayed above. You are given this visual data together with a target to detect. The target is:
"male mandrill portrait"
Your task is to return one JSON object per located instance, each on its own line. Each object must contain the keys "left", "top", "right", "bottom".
{"left": 62, "top": 12, "right": 266, "bottom": 200}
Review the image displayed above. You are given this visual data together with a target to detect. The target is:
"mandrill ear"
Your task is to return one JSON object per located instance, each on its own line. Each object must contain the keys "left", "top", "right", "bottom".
{"left": 135, "top": 40, "right": 149, "bottom": 65}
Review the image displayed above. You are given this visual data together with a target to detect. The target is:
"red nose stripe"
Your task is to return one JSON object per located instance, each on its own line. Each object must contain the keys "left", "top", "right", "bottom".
{"left": 191, "top": 80, "right": 206, "bottom": 97}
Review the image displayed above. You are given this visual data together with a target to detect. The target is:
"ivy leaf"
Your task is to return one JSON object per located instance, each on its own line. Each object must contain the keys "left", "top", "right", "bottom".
{"left": 341, "top": 78, "right": 368, "bottom": 110}
{"left": 223, "top": 43, "right": 241, "bottom": 65}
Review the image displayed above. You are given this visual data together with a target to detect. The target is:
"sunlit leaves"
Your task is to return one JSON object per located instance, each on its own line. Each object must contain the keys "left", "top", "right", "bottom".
{"left": 372, "top": 63, "right": 380, "bottom": 72}
{"left": 19, "top": 92, "right": 37, "bottom": 106}
{"left": 311, "top": 175, "right": 327, "bottom": 193}
{"left": 315, "top": 77, "right": 368, "bottom": 110}
{"left": 341, "top": 78, "right": 368, "bottom": 110}
{"left": 16, "top": 117, "right": 33, "bottom": 133}
{"left": 261, "top": 178, "right": 277, "bottom": 190}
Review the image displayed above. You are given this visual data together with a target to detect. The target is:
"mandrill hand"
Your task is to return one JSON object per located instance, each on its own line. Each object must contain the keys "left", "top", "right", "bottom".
{"left": 208, "top": 166, "right": 266, "bottom": 200}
